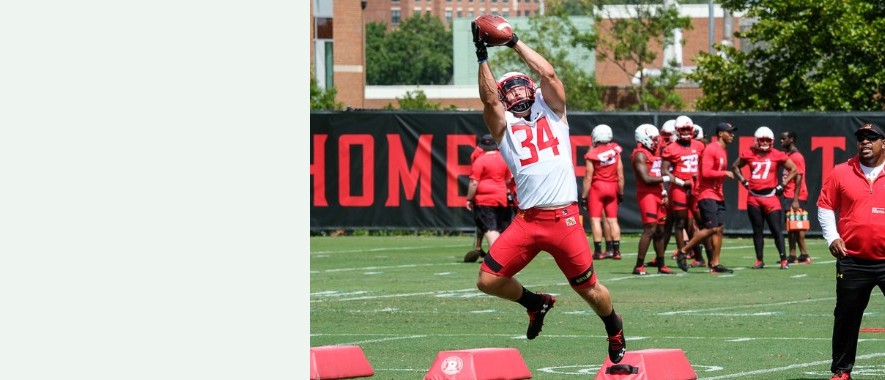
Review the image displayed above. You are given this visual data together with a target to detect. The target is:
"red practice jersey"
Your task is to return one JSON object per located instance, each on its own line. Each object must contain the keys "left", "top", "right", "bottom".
{"left": 660, "top": 140, "right": 705, "bottom": 180}
{"left": 585, "top": 142, "right": 623, "bottom": 183}
{"left": 739, "top": 147, "right": 789, "bottom": 191}
{"left": 783, "top": 150, "right": 808, "bottom": 200}
{"left": 470, "top": 151, "right": 512, "bottom": 207}
{"left": 695, "top": 142, "right": 730, "bottom": 201}
{"left": 631, "top": 144, "right": 662, "bottom": 194}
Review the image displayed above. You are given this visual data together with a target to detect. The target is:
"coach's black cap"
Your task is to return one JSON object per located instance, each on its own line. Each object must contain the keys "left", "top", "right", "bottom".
{"left": 479, "top": 134, "right": 497, "bottom": 150}
{"left": 716, "top": 122, "right": 737, "bottom": 133}
{"left": 855, "top": 123, "right": 885, "bottom": 138}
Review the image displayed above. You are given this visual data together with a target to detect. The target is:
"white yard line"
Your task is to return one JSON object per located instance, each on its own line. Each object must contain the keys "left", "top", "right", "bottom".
{"left": 699, "top": 352, "right": 885, "bottom": 379}
{"left": 658, "top": 297, "right": 834, "bottom": 315}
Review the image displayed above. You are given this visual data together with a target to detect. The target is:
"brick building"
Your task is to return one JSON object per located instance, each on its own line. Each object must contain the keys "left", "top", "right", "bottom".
{"left": 310, "top": 0, "right": 744, "bottom": 110}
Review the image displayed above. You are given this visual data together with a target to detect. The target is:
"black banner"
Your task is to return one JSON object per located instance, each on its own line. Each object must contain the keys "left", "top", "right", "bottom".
{"left": 311, "top": 111, "right": 885, "bottom": 234}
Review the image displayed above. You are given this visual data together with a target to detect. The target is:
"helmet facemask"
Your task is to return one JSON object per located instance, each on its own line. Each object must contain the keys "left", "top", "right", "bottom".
{"left": 754, "top": 126, "right": 775, "bottom": 151}
{"left": 497, "top": 74, "right": 536, "bottom": 116}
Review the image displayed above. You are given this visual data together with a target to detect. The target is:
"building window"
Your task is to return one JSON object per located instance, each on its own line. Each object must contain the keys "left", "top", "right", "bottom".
{"left": 467, "top": 10, "right": 474, "bottom": 18}
{"left": 392, "top": 9, "right": 401, "bottom": 24}
{"left": 502, "top": 10, "right": 509, "bottom": 17}
{"left": 445, "top": 10, "right": 453, "bottom": 24}
{"left": 315, "top": 17, "right": 333, "bottom": 39}
{"left": 414, "top": 9, "right": 421, "bottom": 16}
{"left": 456, "top": 10, "right": 462, "bottom": 18}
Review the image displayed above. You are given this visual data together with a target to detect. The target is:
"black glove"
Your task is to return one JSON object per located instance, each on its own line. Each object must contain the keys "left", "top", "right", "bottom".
{"left": 741, "top": 179, "right": 749, "bottom": 189}
{"left": 505, "top": 33, "right": 519, "bottom": 48}
{"left": 579, "top": 197, "right": 588, "bottom": 211}
{"left": 507, "top": 193, "right": 514, "bottom": 207}
{"left": 775, "top": 184, "right": 784, "bottom": 195}
{"left": 617, "top": 194, "right": 623, "bottom": 204}
{"left": 471, "top": 21, "right": 488, "bottom": 62}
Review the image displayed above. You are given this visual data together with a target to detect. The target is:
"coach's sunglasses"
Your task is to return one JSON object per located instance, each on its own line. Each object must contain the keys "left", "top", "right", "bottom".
{"left": 856, "top": 133, "right": 884, "bottom": 142}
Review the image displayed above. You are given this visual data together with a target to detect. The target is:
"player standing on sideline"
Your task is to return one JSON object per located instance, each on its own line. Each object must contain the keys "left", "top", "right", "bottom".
{"left": 465, "top": 136, "right": 492, "bottom": 261}
{"left": 470, "top": 16, "right": 626, "bottom": 363}
{"left": 582, "top": 124, "right": 625, "bottom": 260}
{"left": 660, "top": 115, "right": 703, "bottom": 272}
{"left": 780, "top": 131, "right": 811, "bottom": 264}
{"left": 630, "top": 124, "right": 674, "bottom": 275}
{"left": 732, "top": 126, "right": 800, "bottom": 270}
{"left": 817, "top": 122, "right": 885, "bottom": 380}
{"left": 464, "top": 134, "right": 513, "bottom": 262}
{"left": 675, "top": 122, "right": 738, "bottom": 273}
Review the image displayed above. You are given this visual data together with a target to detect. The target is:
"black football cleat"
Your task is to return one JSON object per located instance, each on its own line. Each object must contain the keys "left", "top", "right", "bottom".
{"left": 526, "top": 294, "right": 556, "bottom": 340}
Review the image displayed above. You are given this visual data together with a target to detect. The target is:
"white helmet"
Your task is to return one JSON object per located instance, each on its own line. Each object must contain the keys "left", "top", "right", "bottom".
{"left": 635, "top": 123, "right": 659, "bottom": 151}
{"left": 675, "top": 115, "right": 694, "bottom": 141}
{"left": 592, "top": 124, "right": 613, "bottom": 144}
{"left": 496, "top": 72, "right": 536, "bottom": 115}
{"left": 754, "top": 126, "right": 775, "bottom": 151}
{"left": 661, "top": 119, "right": 677, "bottom": 143}
{"left": 693, "top": 124, "right": 704, "bottom": 140}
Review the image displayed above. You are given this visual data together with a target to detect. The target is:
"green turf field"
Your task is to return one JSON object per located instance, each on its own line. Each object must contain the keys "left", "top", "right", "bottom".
{"left": 310, "top": 235, "right": 885, "bottom": 379}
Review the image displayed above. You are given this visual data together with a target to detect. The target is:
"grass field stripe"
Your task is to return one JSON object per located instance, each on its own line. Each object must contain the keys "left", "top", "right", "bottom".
{"left": 336, "top": 335, "right": 427, "bottom": 346}
{"left": 658, "top": 297, "right": 833, "bottom": 315}
{"left": 698, "top": 352, "right": 885, "bottom": 379}
{"left": 314, "top": 262, "right": 459, "bottom": 273}
{"left": 311, "top": 244, "right": 464, "bottom": 254}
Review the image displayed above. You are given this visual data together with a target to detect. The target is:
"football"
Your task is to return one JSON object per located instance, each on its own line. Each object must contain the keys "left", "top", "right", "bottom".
{"left": 474, "top": 15, "right": 513, "bottom": 46}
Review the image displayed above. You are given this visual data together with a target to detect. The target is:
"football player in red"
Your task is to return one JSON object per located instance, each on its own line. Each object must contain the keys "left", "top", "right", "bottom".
{"left": 471, "top": 16, "right": 626, "bottom": 363}
{"left": 660, "top": 115, "right": 703, "bottom": 271}
{"left": 780, "top": 131, "right": 811, "bottom": 264}
{"left": 581, "top": 124, "right": 624, "bottom": 260}
{"left": 464, "top": 134, "right": 514, "bottom": 262}
{"left": 675, "top": 122, "right": 739, "bottom": 273}
{"left": 630, "top": 124, "right": 674, "bottom": 275}
{"left": 732, "top": 126, "right": 800, "bottom": 269}
{"left": 465, "top": 135, "right": 493, "bottom": 262}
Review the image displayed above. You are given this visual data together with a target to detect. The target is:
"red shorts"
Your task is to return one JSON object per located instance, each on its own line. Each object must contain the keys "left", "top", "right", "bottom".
{"left": 668, "top": 185, "right": 691, "bottom": 212}
{"left": 588, "top": 180, "right": 619, "bottom": 218}
{"left": 481, "top": 203, "right": 598, "bottom": 289}
{"left": 637, "top": 191, "right": 664, "bottom": 225}
{"left": 747, "top": 195, "right": 782, "bottom": 214}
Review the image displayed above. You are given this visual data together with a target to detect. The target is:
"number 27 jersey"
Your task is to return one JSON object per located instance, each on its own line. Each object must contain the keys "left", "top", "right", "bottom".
{"left": 498, "top": 90, "right": 577, "bottom": 210}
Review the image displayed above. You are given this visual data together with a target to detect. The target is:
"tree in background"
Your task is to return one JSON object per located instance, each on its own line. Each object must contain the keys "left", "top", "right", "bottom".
{"left": 366, "top": 14, "right": 453, "bottom": 85}
{"left": 691, "top": 0, "right": 885, "bottom": 111}
{"left": 571, "top": 0, "right": 691, "bottom": 111}
{"left": 384, "top": 90, "right": 457, "bottom": 110}
{"left": 492, "top": 11, "right": 605, "bottom": 111}
{"left": 310, "top": 68, "right": 342, "bottom": 110}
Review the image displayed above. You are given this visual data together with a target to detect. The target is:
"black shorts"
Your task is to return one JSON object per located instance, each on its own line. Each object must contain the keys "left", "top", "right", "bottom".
{"left": 697, "top": 199, "right": 726, "bottom": 229}
{"left": 474, "top": 206, "right": 512, "bottom": 233}
{"left": 781, "top": 197, "right": 807, "bottom": 211}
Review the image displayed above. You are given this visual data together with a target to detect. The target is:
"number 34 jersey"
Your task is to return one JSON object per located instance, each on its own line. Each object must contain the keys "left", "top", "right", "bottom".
{"left": 498, "top": 89, "right": 577, "bottom": 209}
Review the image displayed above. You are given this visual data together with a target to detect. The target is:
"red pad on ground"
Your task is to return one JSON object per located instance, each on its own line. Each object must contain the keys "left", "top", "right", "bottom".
{"left": 594, "top": 348, "right": 697, "bottom": 380}
{"left": 309, "top": 345, "right": 374, "bottom": 379}
{"left": 424, "top": 348, "right": 532, "bottom": 380}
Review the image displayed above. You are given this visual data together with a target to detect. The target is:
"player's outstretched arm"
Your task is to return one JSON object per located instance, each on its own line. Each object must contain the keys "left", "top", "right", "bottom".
{"left": 510, "top": 41, "right": 565, "bottom": 119}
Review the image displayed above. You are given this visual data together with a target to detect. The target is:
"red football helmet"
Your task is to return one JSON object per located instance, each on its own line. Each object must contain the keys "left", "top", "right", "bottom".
{"left": 497, "top": 72, "right": 536, "bottom": 115}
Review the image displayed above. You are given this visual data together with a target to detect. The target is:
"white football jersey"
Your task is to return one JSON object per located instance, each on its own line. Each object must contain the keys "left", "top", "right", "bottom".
{"left": 498, "top": 90, "right": 577, "bottom": 209}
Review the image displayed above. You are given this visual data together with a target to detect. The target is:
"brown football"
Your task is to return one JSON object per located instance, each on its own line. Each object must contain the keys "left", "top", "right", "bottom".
{"left": 474, "top": 15, "right": 513, "bottom": 46}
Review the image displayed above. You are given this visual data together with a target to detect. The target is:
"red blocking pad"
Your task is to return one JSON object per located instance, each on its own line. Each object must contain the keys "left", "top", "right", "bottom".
{"left": 309, "top": 345, "right": 374, "bottom": 379}
{"left": 594, "top": 348, "right": 697, "bottom": 380}
{"left": 424, "top": 348, "right": 532, "bottom": 380}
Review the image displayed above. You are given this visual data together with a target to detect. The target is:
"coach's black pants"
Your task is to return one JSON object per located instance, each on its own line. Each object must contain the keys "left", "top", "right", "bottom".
{"left": 831, "top": 257, "right": 885, "bottom": 373}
